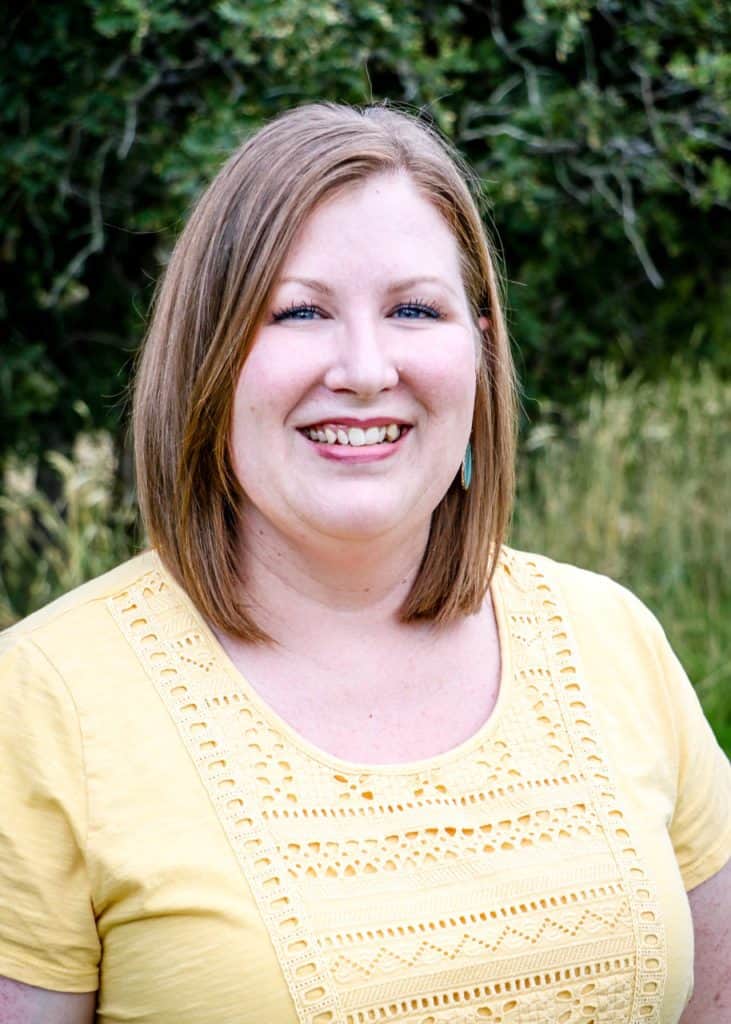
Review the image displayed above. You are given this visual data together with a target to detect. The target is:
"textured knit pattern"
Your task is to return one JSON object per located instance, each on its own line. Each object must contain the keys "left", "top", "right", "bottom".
{"left": 109, "top": 551, "right": 666, "bottom": 1024}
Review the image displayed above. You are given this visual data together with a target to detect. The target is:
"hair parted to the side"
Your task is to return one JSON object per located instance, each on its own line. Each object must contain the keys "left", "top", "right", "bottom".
{"left": 133, "top": 102, "right": 517, "bottom": 643}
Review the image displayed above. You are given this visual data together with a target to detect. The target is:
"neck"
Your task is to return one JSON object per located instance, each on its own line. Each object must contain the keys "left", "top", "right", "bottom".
{"left": 236, "top": 508, "right": 432, "bottom": 645}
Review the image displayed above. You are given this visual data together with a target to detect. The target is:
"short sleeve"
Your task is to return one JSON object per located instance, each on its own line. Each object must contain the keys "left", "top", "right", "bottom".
{"left": 0, "top": 634, "right": 100, "bottom": 991}
{"left": 652, "top": 622, "right": 731, "bottom": 891}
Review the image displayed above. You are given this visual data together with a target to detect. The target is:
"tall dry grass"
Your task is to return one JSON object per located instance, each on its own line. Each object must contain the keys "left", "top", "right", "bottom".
{"left": 0, "top": 429, "right": 138, "bottom": 627}
{"left": 512, "top": 365, "right": 731, "bottom": 751}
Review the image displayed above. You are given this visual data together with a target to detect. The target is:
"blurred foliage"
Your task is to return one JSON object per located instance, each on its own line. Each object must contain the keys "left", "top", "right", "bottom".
{"left": 0, "top": 404, "right": 138, "bottom": 624}
{"left": 512, "top": 363, "right": 731, "bottom": 753}
{"left": 1, "top": 0, "right": 729, "bottom": 465}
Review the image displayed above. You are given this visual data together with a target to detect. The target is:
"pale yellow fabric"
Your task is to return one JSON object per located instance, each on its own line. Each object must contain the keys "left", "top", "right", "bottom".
{"left": 0, "top": 548, "right": 729, "bottom": 1024}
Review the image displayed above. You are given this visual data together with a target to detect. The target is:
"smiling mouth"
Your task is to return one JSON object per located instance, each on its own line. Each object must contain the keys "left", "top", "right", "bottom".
{"left": 300, "top": 423, "right": 409, "bottom": 447}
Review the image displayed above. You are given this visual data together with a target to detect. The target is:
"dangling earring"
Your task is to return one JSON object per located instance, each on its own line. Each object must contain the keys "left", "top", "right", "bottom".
{"left": 461, "top": 441, "right": 473, "bottom": 491}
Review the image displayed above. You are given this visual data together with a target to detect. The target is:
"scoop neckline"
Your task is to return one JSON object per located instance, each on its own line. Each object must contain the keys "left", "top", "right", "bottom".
{"left": 154, "top": 551, "right": 514, "bottom": 777}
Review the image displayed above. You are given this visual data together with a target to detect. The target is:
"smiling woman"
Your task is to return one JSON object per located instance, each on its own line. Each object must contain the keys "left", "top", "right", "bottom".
{"left": 1, "top": 103, "right": 729, "bottom": 1024}
{"left": 229, "top": 173, "right": 480, "bottom": 556}
{"left": 131, "top": 103, "right": 515, "bottom": 642}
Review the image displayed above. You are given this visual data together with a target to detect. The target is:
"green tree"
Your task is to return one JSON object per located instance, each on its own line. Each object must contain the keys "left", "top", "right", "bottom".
{"left": 2, "top": 0, "right": 729, "bottom": 464}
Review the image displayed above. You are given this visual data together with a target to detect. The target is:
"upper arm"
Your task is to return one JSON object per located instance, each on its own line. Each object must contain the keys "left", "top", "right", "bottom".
{"left": 0, "top": 637, "right": 100, "bottom": 992}
{"left": 680, "top": 856, "right": 731, "bottom": 1023}
{"left": 0, "top": 976, "right": 96, "bottom": 1024}
{"left": 653, "top": 616, "right": 731, "bottom": 1020}
{"left": 664, "top": 669, "right": 731, "bottom": 891}
{"left": 640, "top": 607, "right": 731, "bottom": 890}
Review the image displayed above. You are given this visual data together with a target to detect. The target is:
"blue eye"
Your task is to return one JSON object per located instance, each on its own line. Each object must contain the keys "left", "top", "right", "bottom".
{"left": 392, "top": 301, "right": 443, "bottom": 320}
{"left": 271, "top": 303, "right": 323, "bottom": 322}
{"left": 271, "top": 298, "right": 444, "bottom": 322}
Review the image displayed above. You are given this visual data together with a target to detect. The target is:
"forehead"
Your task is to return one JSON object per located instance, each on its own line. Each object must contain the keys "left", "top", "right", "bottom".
{"left": 277, "top": 172, "right": 464, "bottom": 287}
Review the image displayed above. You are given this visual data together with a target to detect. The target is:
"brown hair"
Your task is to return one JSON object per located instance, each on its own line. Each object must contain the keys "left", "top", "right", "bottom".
{"left": 133, "top": 102, "right": 517, "bottom": 642}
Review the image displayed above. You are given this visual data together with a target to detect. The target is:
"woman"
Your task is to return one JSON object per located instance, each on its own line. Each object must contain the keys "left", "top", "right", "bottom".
{"left": 1, "top": 103, "right": 729, "bottom": 1024}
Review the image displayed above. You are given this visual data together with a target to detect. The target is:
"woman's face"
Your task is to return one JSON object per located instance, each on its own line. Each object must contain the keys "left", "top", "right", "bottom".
{"left": 230, "top": 171, "right": 480, "bottom": 549}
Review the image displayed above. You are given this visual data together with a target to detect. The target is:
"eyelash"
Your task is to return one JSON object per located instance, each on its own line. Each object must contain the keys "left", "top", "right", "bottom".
{"left": 399, "top": 298, "right": 444, "bottom": 320}
{"left": 270, "top": 298, "right": 445, "bottom": 322}
{"left": 271, "top": 301, "right": 321, "bottom": 322}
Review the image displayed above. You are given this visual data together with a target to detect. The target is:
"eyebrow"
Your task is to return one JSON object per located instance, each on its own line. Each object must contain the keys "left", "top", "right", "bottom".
{"left": 278, "top": 276, "right": 335, "bottom": 296}
{"left": 277, "top": 275, "right": 460, "bottom": 299}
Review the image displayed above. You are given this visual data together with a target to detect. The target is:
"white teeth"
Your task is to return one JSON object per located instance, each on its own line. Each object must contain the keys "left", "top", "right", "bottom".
{"left": 304, "top": 423, "right": 404, "bottom": 445}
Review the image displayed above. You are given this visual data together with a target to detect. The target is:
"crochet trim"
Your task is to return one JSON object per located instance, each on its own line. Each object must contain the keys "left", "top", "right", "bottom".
{"left": 109, "top": 549, "right": 666, "bottom": 1023}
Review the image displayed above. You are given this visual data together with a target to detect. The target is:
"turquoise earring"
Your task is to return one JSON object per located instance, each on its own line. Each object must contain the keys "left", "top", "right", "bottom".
{"left": 460, "top": 441, "right": 473, "bottom": 491}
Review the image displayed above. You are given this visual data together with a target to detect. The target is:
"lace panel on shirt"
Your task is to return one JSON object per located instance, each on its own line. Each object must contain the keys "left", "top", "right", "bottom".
{"left": 110, "top": 551, "right": 666, "bottom": 1024}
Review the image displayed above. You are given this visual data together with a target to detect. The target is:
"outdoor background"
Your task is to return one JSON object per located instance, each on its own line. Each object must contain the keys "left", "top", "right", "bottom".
{"left": 2, "top": 0, "right": 729, "bottom": 750}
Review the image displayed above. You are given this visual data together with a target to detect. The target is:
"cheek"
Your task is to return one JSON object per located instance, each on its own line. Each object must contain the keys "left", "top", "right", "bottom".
{"left": 233, "top": 339, "right": 314, "bottom": 426}
{"left": 229, "top": 358, "right": 282, "bottom": 484}
{"left": 406, "top": 332, "right": 477, "bottom": 413}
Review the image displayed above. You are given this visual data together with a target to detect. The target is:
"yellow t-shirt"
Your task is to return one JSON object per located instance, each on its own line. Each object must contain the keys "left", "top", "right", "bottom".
{"left": 1, "top": 548, "right": 730, "bottom": 1024}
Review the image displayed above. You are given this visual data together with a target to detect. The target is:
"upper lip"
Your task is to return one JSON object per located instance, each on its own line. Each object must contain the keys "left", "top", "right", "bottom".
{"left": 298, "top": 416, "right": 412, "bottom": 429}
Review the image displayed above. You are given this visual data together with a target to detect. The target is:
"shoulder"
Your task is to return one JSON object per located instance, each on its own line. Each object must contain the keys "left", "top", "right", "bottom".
{"left": 498, "top": 545, "right": 678, "bottom": 740}
{"left": 499, "top": 544, "right": 713, "bottom": 770}
{"left": 499, "top": 546, "right": 687, "bottom": 801}
{"left": 0, "top": 550, "right": 166, "bottom": 682}
{"left": 499, "top": 545, "right": 664, "bottom": 654}
{"left": 0, "top": 549, "right": 191, "bottom": 774}
{"left": 2, "top": 549, "right": 160, "bottom": 642}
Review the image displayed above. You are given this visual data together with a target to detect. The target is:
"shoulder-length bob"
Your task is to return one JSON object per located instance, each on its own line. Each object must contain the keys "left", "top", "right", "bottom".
{"left": 133, "top": 102, "right": 517, "bottom": 642}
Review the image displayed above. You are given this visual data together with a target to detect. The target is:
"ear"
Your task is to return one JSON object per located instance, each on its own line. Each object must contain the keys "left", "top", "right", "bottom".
{"left": 478, "top": 315, "right": 491, "bottom": 336}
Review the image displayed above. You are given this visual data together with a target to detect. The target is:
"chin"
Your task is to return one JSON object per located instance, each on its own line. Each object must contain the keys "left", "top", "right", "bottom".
{"left": 315, "top": 514, "right": 403, "bottom": 543}
{"left": 305, "top": 500, "right": 414, "bottom": 543}
{"left": 303, "top": 480, "right": 444, "bottom": 544}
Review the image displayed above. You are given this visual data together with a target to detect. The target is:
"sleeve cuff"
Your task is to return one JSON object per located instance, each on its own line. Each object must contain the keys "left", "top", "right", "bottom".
{"left": 681, "top": 821, "right": 731, "bottom": 891}
{"left": 0, "top": 950, "right": 99, "bottom": 993}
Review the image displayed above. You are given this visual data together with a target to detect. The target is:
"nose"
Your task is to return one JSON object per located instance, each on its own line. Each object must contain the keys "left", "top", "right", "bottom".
{"left": 323, "top": 315, "right": 399, "bottom": 396}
